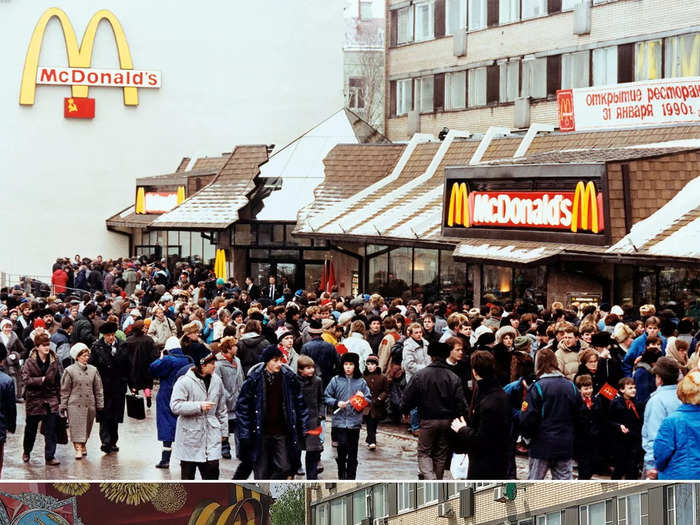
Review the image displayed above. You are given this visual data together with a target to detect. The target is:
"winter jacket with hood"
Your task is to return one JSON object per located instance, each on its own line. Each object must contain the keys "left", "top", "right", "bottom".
{"left": 654, "top": 404, "right": 700, "bottom": 479}
{"left": 324, "top": 374, "right": 371, "bottom": 429}
{"left": 236, "top": 333, "right": 270, "bottom": 375}
{"left": 555, "top": 339, "right": 583, "bottom": 380}
{"left": 214, "top": 353, "right": 244, "bottom": 418}
{"left": 149, "top": 347, "right": 193, "bottom": 442}
{"left": 300, "top": 337, "right": 339, "bottom": 388}
{"left": 402, "top": 336, "right": 430, "bottom": 384}
{"left": 642, "top": 384, "right": 682, "bottom": 472}
{"left": 71, "top": 313, "right": 96, "bottom": 347}
{"left": 21, "top": 348, "right": 62, "bottom": 416}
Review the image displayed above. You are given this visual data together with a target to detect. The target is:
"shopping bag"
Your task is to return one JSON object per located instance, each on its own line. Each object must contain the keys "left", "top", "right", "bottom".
{"left": 126, "top": 392, "right": 146, "bottom": 420}
{"left": 40, "top": 415, "right": 68, "bottom": 445}
{"left": 450, "top": 453, "right": 469, "bottom": 480}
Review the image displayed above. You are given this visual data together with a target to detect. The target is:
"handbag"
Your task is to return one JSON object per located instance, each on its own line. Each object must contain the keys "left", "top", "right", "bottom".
{"left": 126, "top": 392, "right": 146, "bottom": 420}
{"left": 450, "top": 452, "right": 469, "bottom": 480}
{"left": 40, "top": 415, "right": 68, "bottom": 445}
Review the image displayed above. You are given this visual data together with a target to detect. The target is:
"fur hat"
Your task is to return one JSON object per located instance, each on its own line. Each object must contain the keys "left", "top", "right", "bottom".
{"left": 495, "top": 325, "right": 518, "bottom": 344}
{"left": 182, "top": 321, "right": 200, "bottom": 336}
{"left": 613, "top": 322, "right": 634, "bottom": 343}
{"left": 514, "top": 336, "right": 531, "bottom": 351}
{"left": 475, "top": 331, "right": 496, "bottom": 348}
{"left": 341, "top": 352, "right": 360, "bottom": 366}
{"left": 591, "top": 331, "right": 612, "bottom": 348}
{"left": 321, "top": 318, "right": 336, "bottom": 330}
{"left": 99, "top": 321, "right": 118, "bottom": 335}
{"left": 366, "top": 354, "right": 379, "bottom": 364}
{"left": 262, "top": 345, "right": 284, "bottom": 364}
{"left": 427, "top": 341, "right": 450, "bottom": 359}
{"left": 307, "top": 319, "right": 323, "bottom": 335}
{"left": 70, "top": 343, "right": 90, "bottom": 361}
{"left": 164, "top": 336, "right": 181, "bottom": 352}
{"left": 0, "top": 319, "right": 12, "bottom": 331}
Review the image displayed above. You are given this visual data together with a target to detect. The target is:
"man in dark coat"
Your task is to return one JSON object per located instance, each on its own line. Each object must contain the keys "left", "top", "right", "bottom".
{"left": 244, "top": 277, "right": 261, "bottom": 300}
{"left": 71, "top": 303, "right": 97, "bottom": 347}
{"left": 451, "top": 350, "right": 511, "bottom": 479}
{"left": 234, "top": 345, "right": 309, "bottom": 480}
{"left": 89, "top": 321, "right": 130, "bottom": 454}
{"left": 300, "top": 320, "right": 339, "bottom": 388}
{"left": 20, "top": 332, "right": 62, "bottom": 465}
{"left": 125, "top": 320, "right": 158, "bottom": 407}
{"left": 402, "top": 342, "right": 467, "bottom": 480}
{"left": 0, "top": 343, "right": 16, "bottom": 476}
{"left": 236, "top": 320, "right": 270, "bottom": 376}
{"left": 262, "top": 275, "right": 282, "bottom": 304}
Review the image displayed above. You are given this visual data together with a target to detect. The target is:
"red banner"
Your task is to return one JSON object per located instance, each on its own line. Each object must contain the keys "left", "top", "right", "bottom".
{"left": 64, "top": 97, "right": 95, "bottom": 119}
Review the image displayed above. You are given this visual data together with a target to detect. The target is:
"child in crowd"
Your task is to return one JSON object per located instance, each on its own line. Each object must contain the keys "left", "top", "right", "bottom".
{"left": 297, "top": 355, "right": 324, "bottom": 480}
{"left": 324, "top": 352, "right": 371, "bottom": 480}
{"left": 363, "top": 355, "right": 388, "bottom": 450}
{"left": 609, "top": 377, "right": 643, "bottom": 479}
{"left": 574, "top": 374, "right": 601, "bottom": 480}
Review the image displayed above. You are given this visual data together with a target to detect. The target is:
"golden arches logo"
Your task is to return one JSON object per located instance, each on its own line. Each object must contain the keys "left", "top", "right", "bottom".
{"left": 447, "top": 182, "right": 469, "bottom": 227}
{"left": 559, "top": 96, "right": 572, "bottom": 115}
{"left": 20, "top": 7, "right": 137, "bottom": 106}
{"left": 571, "top": 181, "right": 599, "bottom": 233}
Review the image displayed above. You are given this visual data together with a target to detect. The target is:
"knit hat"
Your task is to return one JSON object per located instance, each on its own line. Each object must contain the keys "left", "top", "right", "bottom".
{"left": 159, "top": 293, "right": 173, "bottom": 303}
{"left": 276, "top": 326, "right": 295, "bottom": 342}
{"left": 164, "top": 336, "right": 181, "bottom": 352}
{"left": 610, "top": 305, "right": 624, "bottom": 316}
{"left": 0, "top": 319, "right": 12, "bottom": 331}
{"left": 216, "top": 278, "right": 225, "bottom": 286}
{"left": 495, "top": 325, "right": 518, "bottom": 344}
{"left": 321, "top": 318, "right": 336, "bottom": 331}
{"left": 99, "top": 321, "right": 118, "bottom": 335}
{"left": 338, "top": 310, "right": 355, "bottom": 327}
{"left": 70, "top": 343, "right": 90, "bottom": 361}
{"left": 182, "top": 321, "right": 200, "bottom": 336}
{"left": 262, "top": 345, "right": 284, "bottom": 363}
{"left": 473, "top": 324, "right": 492, "bottom": 341}
{"left": 427, "top": 341, "right": 450, "bottom": 359}
{"left": 514, "top": 336, "right": 531, "bottom": 351}
{"left": 307, "top": 319, "right": 323, "bottom": 335}
{"left": 591, "top": 331, "right": 612, "bottom": 348}
{"left": 366, "top": 355, "right": 379, "bottom": 364}
{"left": 33, "top": 318, "right": 46, "bottom": 329}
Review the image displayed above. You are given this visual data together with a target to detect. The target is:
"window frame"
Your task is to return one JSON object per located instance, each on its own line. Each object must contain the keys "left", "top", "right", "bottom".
{"left": 359, "top": 1, "right": 373, "bottom": 20}
{"left": 446, "top": 0, "right": 467, "bottom": 35}
{"left": 561, "top": 50, "right": 590, "bottom": 89}
{"left": 415, "top": 75, "right": 434, "bottom": 113}
{"left": 522, "top": 0, "right": 547, "bottom": 20}
{"left": 397, "top": 483, "right": 415, "bottom": 513}
{"left": 397, "top": 78, "right": 413, "bottom": 116}
{"left": 416, "top": 483, "right": 439, "bottom": 507}
{"left": 352, "top": 490, "right": 368, "bottom": 525}
{"left": 617, "top": 492, "right": 648, "bottom": 525}
{"left": 397, "top": 6, "right": 414, "bottom": 44}
{"left": 468, "top": 67, "right": 487, "bottom": 107}
{"left": 499, "top": 0, "right": 521, "bottom": 25}
{"left": 592, "top": 45, "right": 618, "bottom": 87}
{"left": 348, "top": 77, "right": 366, "bottom": 110}
{"left": 468, "top": 0, "right": 487, "bottom": 31}
{"left": 499, "top": 59, "right": 520, "bottom": 102}
{"left": 330, "top": 499, "right": 347, "bottom": 525}
{"left": 414, "top": 0, "right": 435, "bottom": 42}
{"left": 521, "top": 56, "right": 547, "bottom": 99}
{"left": 445, "top": 70, "right": 467, "bottom": 110}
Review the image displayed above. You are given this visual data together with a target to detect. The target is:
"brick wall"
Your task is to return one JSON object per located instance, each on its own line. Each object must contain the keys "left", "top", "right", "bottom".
{"left": 547, "top": 267, "right": 607, "bottom": 306}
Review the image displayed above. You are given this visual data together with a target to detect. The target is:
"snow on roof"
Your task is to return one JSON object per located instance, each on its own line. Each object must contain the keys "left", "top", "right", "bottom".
{"left": 625, "top": 138, "right": 700, "bottom": 149}
{"left": 255, "top": 177, "right": 325, "bottom": 221}
{"left": 453, "top": 241, "right": 564, "bottom": 264}
{"left": 607, "top": 176, "right": 700, "bottom": 257}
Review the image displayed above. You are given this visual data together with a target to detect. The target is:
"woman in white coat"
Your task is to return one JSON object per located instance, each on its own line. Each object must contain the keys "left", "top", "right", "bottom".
{"left": 170, "top": 352, "right": 228, "bottom": 480}
{"left": 341, "top": 321, "right": 372, "bottom": 373}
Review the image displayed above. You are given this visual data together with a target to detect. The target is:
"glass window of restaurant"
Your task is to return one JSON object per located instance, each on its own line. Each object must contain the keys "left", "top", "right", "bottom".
{"left": 482, "top": 265, "right": 514, "bottom": 302}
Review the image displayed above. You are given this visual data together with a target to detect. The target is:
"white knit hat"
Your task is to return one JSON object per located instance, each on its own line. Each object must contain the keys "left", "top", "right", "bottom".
{"left": 164, "top": 336, "right": 181, "bottom": 352}
{"left": 70, "top": 343, "right": 90, "bottom": 361}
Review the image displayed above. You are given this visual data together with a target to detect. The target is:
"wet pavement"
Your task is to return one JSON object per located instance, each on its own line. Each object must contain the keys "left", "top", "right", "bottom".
{"left": 2, "top": 391, "right": 608, "bottom": 481}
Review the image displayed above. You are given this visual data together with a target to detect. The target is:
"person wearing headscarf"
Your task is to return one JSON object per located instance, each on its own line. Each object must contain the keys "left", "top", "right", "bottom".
{"left": 60, "top": 343, "right": 104, "bottom": 459}
{"left": 665, "top": 336, "right": 690, "bottom": 376}
{"left": 0, "top": 319, "right": 25, "bottom": 401}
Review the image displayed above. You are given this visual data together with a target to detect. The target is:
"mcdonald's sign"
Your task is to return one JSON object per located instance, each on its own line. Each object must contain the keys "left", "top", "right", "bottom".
{"left": 557, "top": 89, "right": 576, "bottom": 132}
{"left": 20, "top": 8, "right": 161, "bottom": 117}
{"left": 444, "top": 180, "right": 604, "bottom": 233}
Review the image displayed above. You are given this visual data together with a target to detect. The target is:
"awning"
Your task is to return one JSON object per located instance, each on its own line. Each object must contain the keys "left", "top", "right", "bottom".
{"left": 453, "top": 239, "right": 564, "bottom": 265}
{"left": 106, "top": 206, "right": 158, "bottom": 229}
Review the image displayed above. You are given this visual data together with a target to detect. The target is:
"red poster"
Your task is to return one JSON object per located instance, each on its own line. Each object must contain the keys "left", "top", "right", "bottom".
{"left": 64, "top": 97, "right": 95, "bottom": 119}
{"left": 557, "top": 89, "right": 575, "bottom": 132}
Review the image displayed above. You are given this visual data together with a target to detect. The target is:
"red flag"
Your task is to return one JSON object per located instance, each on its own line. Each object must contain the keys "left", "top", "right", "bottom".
{"left": 599, "top": 383, "right": 618, "bottom": 401}
{"left": 336, "top": 343, "right": 348, "bottom": 355}
{"left": 349, "top": 393, "right": 368, "bottom": 412}
{"left": 319, "top": 260, "right": 327, "bottom": 293}
{"left": 64, "top": 97, "right": 95, "bottom": 119}
{"left": 325, "top": 260, "right": 335, "bottom": 293}
{"left": 306, "top": 424, "right": 323, "bottom": 436}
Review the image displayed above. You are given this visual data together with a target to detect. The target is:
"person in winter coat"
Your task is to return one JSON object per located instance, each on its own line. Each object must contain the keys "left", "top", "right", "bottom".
{"left": 654, "top": 369, "right": 700, "bottom": 479}
{"left": 520, "top": 348, "right": 586, "bottom": 480}
{"left": 622, "top": 316, "right": 667, "bottom": 376}
{"left": 555, "top": 325, "right": 586, "bottom": 380}
{"left": 641, "top": 357, "right": 681, "bottom": 479}
{"left": 21, "top": 332, "right": 62, "bottom": 465}
{"left": 402, "top": 323, "right": 430, "bottom": 434}
{"left": 341, "top": 321, "right": 373, "bottom": 374}
{"left": 180, "top": 321, "right": 210, "bottom": 366}
{"left": 275, "top": 326, "right": 300, "bottom": 374}
{"left": 377, "top": 316, "right": 401, "bottom": 375}
{"left": 51, "top": 318, "right": 73, "bottom": 369}
{"left": 300, "top": 320, "right": 339, "bottom": 388}
{"left": 366, "top": 316, "right": 384, "bottom": 355}
{"left": 1, "top": 319, "right": 25, "bottom": 400}
{"left": 609, "top": 377, "right": 643, "bottom": 479}
{"left": 451, "top": 350, "right": 509, "bottom": 480}
{"left": 89, "top": 321, "right": 130, "bottom": 454}
{"left": 124, "top": 320, "right": 158, "bottom": 408}
{"left": 574, "top": 350, "right": 607, "bottom": 395}
{"left": 51, "top": 266, "right": 68, "bottom": 295}
{"left": 633, "top": 341, "right": 662, "bottom": 412}
{"left": 492, "top": 325, "right": 517, "bottom": 386}
{"left": 324, "top": 351, "right": 371, "bottom": 480}
{"left": 236, "top": 320, "right": 269, "bottom": 376}
{"left": 573, "top": 374, "right": 602, "bottom": 480}
{"left": 213, "top": 336, "right": 243, "bottom": 460}
{"left": 170, "top": 351, "right": 228, "bottom": 480}
{"left": 235, "top": 345, "right": 309, "bottom": 480}
{"left": 363, "top": 354, "right": 388, "bottom": 450}
{"left": 0, "top": 343, "right": 16, "bottom": 477}
{"left": 59, "top": 343, "right": 104, "bottom": 459}
{"left": 71, "top": 303, "right": 97, "bottom": 348}
{"left": 147, "top": 306, "right": 177, "bottom": 349}
{"left": 297, "top": 355, "right": 324, "bottom": 479}
{"left": 149, "top": 336, "right": 193, "bottom": 469}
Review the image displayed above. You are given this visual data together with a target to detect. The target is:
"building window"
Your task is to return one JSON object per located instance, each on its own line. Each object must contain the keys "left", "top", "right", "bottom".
{"left": 665, "top": 33, "right": 700, "bottom": 78}
{"left": 618, "top": 493, "right": 648, "bottom": 525}
{"left": 483, "top": 265, "right": 513, "bottom": 301}
{"left": 499, "top": 60, "right": 520, "bottom": 102}
{"left": 468, "top": 67, "right": 487, "bottom": 107}
{"left": 522, "top": 0, "right": 547, "bottom": 19}
{"left": 468, "top": 0, "right": 487, "bottom": 30}
{"left": 348, "top": 77, "right": 366, "bottom": 110}
{"left": 445, "top": 71, "right": 467, "bottom": 109}
{"left": 315, "top": 503, "right": 328, "bottom": 525}
{"left": 562, "top": 50, "right": 590, "bottom": 89}
{"left": 352, "top": 490, "right": 367, "bottom": 525}
{"left": 579, "top": 500, "right": 613, "bottom": 525}
{"left": 521, "top": 57, "right": 547, "bottom": 98}
{"left": 397, "top": 483, "right": 415, "bottom": 512}
{"left": 415, "top": 1, "right": 435, "bottom": 41}
{"left": 330, "top": 499, "right": 347, "bottom": 525}
{"left": 416, "top": 483, "right": 439, "bottom": 507}
{"left": 635, "top": 39, "right": 662, "bottom": 80}
{"left": 499, "top": 0, "right": 520, "bottom": 24}
{"left": 372, "top": 485, "right": 388, "bottom": 518}
{"left": 397, "top": 6, "right": 414, "bottom": 44}
{"left": 397, "top": 78, "right": 413, "bottom": 115}
{"left": 445, "top": 482, "right": 470, "bottom": 498}
{"left": 667, "top": 485, "right": 698, "bottom": 525}
{"left": 593, "top": 46, "right": 618, "bottom": 86}
{"left": 360, "top": 1, "right": 373, "bottom": 19}
{"left": 446, "top": 0, "right": 467, "bottom": 34}
{"left": 536, "top": 512, "right": 563, "bottom": 525}
{"left": 562, "top": 0, "right": 583, "bottom": 9}
{"left": 416, "top": 76, "right": 434, "bottom": 112}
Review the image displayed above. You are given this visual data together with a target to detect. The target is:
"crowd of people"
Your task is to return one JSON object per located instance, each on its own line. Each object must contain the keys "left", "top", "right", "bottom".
{"left": 0, "top": 253, "right": 697, "bottom": 481}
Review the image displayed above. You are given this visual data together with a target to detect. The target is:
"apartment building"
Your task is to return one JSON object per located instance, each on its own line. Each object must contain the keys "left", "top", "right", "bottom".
{"left": 384, "top": 0, "right": 700, "bottom": 139}
{"left": 307, "top": 482, "right": 700, "bottom": 525}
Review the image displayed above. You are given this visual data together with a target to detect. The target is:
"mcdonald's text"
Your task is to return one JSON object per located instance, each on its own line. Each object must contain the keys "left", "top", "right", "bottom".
{"left": 37, "top": 67, "right": 161, "bottom": 89}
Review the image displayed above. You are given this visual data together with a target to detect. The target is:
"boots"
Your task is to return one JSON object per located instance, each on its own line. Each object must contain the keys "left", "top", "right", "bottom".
{"left": 155, "top": 448, "right": 171, "bottom": 469}
{"left": 73, "top": 443, "right": 82, "bottom": 460}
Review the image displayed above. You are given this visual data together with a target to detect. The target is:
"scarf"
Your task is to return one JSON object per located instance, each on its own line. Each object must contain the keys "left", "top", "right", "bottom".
{"left": 278, "top": 344, "right": 289, "bottom": 364}
{"left": 583, "top": 396, "right": 592, "bottom": 409}
{"left": 625, "top": 399, "right": 640, "bottom": 419}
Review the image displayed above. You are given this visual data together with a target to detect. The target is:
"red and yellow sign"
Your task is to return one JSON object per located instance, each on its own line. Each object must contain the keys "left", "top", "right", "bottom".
{"left": 20, "top": 8, "right": 161, "bottom": 118}
{"left": 64, "top": 97, "right": 95, "bottom": 119}
{"left": 446, "top": 181, "right": 604, "bottom": 233}
{"left": 557, "top": 89, "right": 575, "bottom": 132}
